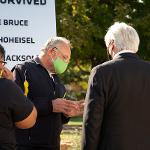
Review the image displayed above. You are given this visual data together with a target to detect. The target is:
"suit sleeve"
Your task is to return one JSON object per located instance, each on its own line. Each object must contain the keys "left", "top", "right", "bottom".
{"left": 13, "top": 64, "right": 53, "bottom": 116}
{"left": 81, "top": 68, "right": 105, "bottom": 150}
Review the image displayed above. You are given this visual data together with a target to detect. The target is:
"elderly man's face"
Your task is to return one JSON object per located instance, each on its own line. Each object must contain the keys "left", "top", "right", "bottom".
{"left": 47, "top": 43, "right": 71, "bottom": 74}
{"left": 54, "top": 43, "right": 71, "bottom": 63}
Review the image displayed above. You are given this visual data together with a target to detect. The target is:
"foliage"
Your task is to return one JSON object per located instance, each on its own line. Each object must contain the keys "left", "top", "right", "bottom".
{"left": 68, "top": 116, "right": 83, "bottom": 126}
{"left": 56, "top": 0, "right": 150, "bottom": 98}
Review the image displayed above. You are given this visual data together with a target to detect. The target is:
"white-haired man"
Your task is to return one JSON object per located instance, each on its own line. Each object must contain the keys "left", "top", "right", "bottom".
{"left": 82, "top": 22, "right": 150, "bottom": 150}
{"left": 13, "top": 37, "right": 80, "bottom": 150}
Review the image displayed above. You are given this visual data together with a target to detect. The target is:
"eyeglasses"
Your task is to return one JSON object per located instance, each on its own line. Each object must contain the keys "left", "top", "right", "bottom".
{"left": 0, "top": 60, "right": 7, "bottom": 66}
{"left": 53, "top": 47, "right": 70, "bottom": 63}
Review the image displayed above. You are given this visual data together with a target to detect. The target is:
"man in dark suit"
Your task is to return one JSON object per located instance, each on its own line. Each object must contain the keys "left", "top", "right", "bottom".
{"left": 81, "top": 22, "right": 150, "bottom": 150}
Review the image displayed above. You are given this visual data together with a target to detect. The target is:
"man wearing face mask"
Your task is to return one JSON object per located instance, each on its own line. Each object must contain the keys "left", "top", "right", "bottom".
{"left": 12, "top": 37, "right": 80, "bottom": 150}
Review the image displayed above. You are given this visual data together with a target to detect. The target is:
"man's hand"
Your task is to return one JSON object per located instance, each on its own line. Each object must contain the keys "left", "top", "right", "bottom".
{"left": 65, "top": 100, "right": 85, "bottom": 117}
{"left": 52, "top": 98, "right": 79, "bottom": 114}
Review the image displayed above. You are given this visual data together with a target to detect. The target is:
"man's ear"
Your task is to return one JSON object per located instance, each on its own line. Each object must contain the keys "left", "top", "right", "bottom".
{"left": 111, "top": 44, "right": 115, "bottom": 52}
{"left": 111, "top": 42, "right": 118, "bottom": 58}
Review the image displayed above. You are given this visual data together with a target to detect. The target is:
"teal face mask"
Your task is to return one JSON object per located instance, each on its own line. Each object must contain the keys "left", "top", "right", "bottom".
{"left": 53, "top": 58, "right": 68, "bottom": 74}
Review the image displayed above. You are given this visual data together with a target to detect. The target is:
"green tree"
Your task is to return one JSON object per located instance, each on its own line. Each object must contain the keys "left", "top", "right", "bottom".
{"left": 56, "top": 0, "right": 150, "bottom": 98}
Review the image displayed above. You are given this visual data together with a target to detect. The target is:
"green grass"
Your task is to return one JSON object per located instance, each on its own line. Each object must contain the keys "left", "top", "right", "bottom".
{"left": 60, "top": 117, "right": 83, "bottom": 149}
{"left": 68, "top": 116, "right": 83, "bottom": 126}
{"left": 61, "top": 129, "right": 81, "bottom": 150}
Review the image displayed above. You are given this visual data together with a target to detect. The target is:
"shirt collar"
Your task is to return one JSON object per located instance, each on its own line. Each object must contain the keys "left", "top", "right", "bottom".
{"left": 33, "top": 56, "right": 41, "bottom": 65}
{"left": 34, "top": 56, "right": 56, "bottom": 77}
{"left": 113, "top": 50, "right": 135, "bottom": 59}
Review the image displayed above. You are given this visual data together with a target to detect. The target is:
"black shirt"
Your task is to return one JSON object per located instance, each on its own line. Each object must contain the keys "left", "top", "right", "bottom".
{"left": 13, "top": 57, "right": 69, "bottom": 150}
{"left": 0, "top": 79, "right": 33, "bottom": 150}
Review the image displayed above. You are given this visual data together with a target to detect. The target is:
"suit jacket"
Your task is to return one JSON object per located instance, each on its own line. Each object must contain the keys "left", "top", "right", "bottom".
{"left": 82, "top": 53, "right": 150, "bottom": 150}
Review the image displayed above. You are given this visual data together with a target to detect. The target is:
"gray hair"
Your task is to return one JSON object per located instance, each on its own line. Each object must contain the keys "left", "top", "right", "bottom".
{"left": 104, "top": 22, "right": 140, "bottom": 53}
{"left": 41, "top": 37, "right": 71, "bottom": 52}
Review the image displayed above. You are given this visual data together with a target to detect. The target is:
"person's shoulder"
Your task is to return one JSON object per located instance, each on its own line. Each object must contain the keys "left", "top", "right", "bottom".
{"left": 1, "top": 78, "right": 14, "bottom": 84}
{"left": 92, "top": 59, "right": 115, "bottom": 73}
{"left": 4, "top": 79, "right": 25, "bottom": 96}
{"left": 12, "top": 59, "right": 35, "bottom": 71}
{"left": 1, "top": 78, "right": 18, "bottom": 90}
{"left": 139, "top": 59, "right": 150, "bottom": 70}
{"left": 142, "top": 60, "right": 150, "bottom": 65}
{"left": 18, "top": 59, "right": 34, "bottom": 67}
